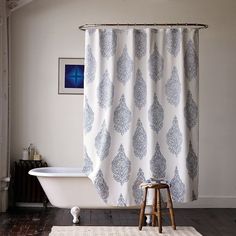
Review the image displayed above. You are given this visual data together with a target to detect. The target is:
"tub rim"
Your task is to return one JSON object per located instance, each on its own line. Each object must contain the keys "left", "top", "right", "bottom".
{"left": 28, "top": 167, "right": 88, "bottom": 177}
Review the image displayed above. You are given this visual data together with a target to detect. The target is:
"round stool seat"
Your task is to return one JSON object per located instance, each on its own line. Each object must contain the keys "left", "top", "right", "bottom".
{"left": 140, "top": 182, "right": 169, "bottom": 189}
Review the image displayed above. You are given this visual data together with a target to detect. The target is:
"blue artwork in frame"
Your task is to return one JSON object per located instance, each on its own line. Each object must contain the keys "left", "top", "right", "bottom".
{"left": 58, "top": 58, "right": 84, "bottom": 94}
{"left": 65, "top": 64, "right": 84, "bottom": 89}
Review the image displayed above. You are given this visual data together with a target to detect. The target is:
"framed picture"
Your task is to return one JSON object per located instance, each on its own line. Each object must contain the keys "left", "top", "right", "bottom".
{"left": 58, "top": 58, "right": 84, "bottom": 94}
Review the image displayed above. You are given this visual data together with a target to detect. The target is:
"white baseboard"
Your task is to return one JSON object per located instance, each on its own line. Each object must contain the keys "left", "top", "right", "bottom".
{"left": 15, "top": 196, "right": 236, "bottom": 208}
{"left": 174, "top": 195, "right": 236, "bottom": 208}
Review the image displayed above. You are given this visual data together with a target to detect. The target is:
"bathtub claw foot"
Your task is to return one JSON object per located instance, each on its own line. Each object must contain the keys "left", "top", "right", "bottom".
{"left": 70, "top": 206, "right": 80, "bottom": 224}
{"left": 145, "top": 205, "right": 152, "bottom": 225}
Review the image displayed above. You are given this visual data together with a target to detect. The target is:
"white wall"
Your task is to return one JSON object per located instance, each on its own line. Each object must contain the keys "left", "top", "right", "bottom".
{"left": 10, "top": 0, "right": 236, "bottom": 207}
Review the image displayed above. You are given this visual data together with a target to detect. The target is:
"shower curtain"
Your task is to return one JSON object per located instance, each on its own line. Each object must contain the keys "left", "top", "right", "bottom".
{"left": 83, "top": 27, "right": 199, "bottom": 206}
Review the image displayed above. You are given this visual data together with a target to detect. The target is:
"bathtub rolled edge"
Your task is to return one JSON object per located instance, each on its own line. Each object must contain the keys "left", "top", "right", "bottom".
{"left": 28, "top": 167, "right": 88, "bottom": 178}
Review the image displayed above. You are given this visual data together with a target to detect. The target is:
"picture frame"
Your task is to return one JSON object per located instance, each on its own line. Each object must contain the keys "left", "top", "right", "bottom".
{"left": 58, "top": 58, "right": 84, "bottom": 94}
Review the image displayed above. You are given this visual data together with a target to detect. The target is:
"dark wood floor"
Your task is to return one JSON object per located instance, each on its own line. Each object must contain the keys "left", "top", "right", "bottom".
{"left": 0, "top": 207, "right": 236, "bottom": 236}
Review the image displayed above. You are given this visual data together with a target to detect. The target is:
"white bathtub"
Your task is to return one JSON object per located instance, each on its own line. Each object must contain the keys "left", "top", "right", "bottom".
{"left": 29, "top": 167, "right": 106, "bottom": 208}
{"left": 29, "top": 167, "right": 149, "bottom": 224}
{"left": 29, "top": 167, "right": 109, "bottom": 223}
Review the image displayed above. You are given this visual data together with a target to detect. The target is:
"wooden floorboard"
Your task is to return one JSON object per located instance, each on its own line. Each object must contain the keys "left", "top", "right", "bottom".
{"left": 0, "top": 207, "right": 236, "bottom": 235}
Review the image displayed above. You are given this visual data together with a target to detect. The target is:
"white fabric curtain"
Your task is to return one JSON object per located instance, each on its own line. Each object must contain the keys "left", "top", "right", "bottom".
{"left": 83, "top": 28, "right": 199, "bottom": 206}
{"left": 0, "top": 0, "right": 9, "bottom": 212}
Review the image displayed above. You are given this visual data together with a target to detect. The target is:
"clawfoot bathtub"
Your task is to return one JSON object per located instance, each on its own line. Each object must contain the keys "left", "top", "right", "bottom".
{"left": 29, "top": 167, "right": 151, "bottom": 224}
{"left": 29, "top": 167, "right": 106, "bottom": 223}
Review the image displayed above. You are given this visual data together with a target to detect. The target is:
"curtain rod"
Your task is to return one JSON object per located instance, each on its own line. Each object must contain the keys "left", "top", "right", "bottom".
{"left": 79, "top": 23, "right": 208, "bottom": 31}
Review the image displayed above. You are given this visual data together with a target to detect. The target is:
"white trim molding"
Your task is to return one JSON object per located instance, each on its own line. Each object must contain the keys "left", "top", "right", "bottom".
{"left": 15, "top": 196, "right": 236, "bottom": 208}
{"left": 6, "top": 0, "right": 33, "bottom": 12}
{"left": 0, "top": 0, "right": 9, "bottom": 212}
{"left": 174, "top": 195, "right": 236, "bottom": 208}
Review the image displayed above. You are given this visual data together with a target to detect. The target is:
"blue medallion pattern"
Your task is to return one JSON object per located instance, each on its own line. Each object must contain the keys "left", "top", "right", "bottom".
{"left": 134, "top": 69, "right": 147, "bottom": 110}
{"left": 167, "top": 116, "right": 183, "bottom": 156}
{"left": 186, "top": 142, "right": 198, "bottom": 180}
{"left": 166, "top": 29, "right": 181, "bottom": 57}
{"left": 132, "top": 168, "right": 146, "bottom": 205}
{"left": 84, "top": 29, "right": 199, "bottom": 205}
{"left": 133, "top": 119, "right": 147, "bottom": 159}
{"left": 112, "top": 145, "right": 131, "bottom": 185}
{"left": 150, "top": 28, "right": 158, "bottom": 34}
{"left": 150, "top": 142, "right": 166, "bottom": 179}
{"left": 95, "top": 121, "right": 111, "bottom": 160}
{"left": 148, "top": 43, "right": 164, "bottom": 82}
{"left": 117, "top": 193, "right": 126, "bottom": 206}
{"left": 82, "top": 147, "right": 93, "bottom": 175}
{"left": 135, "top": 30, "right": 147, "bottom": 58}
{"left": 100, "top": 29, "right": 117, "bottom": 58}
{"left": 184, "top": 40, "right": 199, "bottom": 81}
{"left": 97, "top": 70, "right": 114, "bottom": 109}
{"left": 94, "top": 169, "right": 109, "bottom": 203}
{"left": 85, "top": 45, "right": 96, "bottom": 83}
{"left": 113, "top": 95, "right": 132, "bottom": 135}
{"left": 84, "top": 97, "right": 94, "bottom": 133}
{"left": 165, "top": 67, "right": 181, "bottom": 107}
{"left": 170, "top": 167, "right": 185, "bottom": 202}
{"left": 184, "top": 91, "right": 198, "bottom": 129}
{"left": 117, "top": 46, "right": 134, "bottom": 85}
{"left": 148, "top": 94, "right": 164, "bottom": 134}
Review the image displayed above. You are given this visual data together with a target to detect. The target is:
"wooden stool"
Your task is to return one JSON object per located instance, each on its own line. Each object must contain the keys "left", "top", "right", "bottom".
{"left": 138, "top": 182, "right": 176, "bottom": 233}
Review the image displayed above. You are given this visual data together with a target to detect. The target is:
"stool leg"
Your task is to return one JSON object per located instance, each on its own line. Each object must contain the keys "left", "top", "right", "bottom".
{"left": 157, "top": 188, "right": 162, "bottom": 233}
{"left": 152, "top": 188, "right": 157, "bottom": 226}
{"left": 139, "top": 187, "right": 148, "bottom": 230}
{"left": 167, "top": 186, "right": 176, "bottom": 230}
